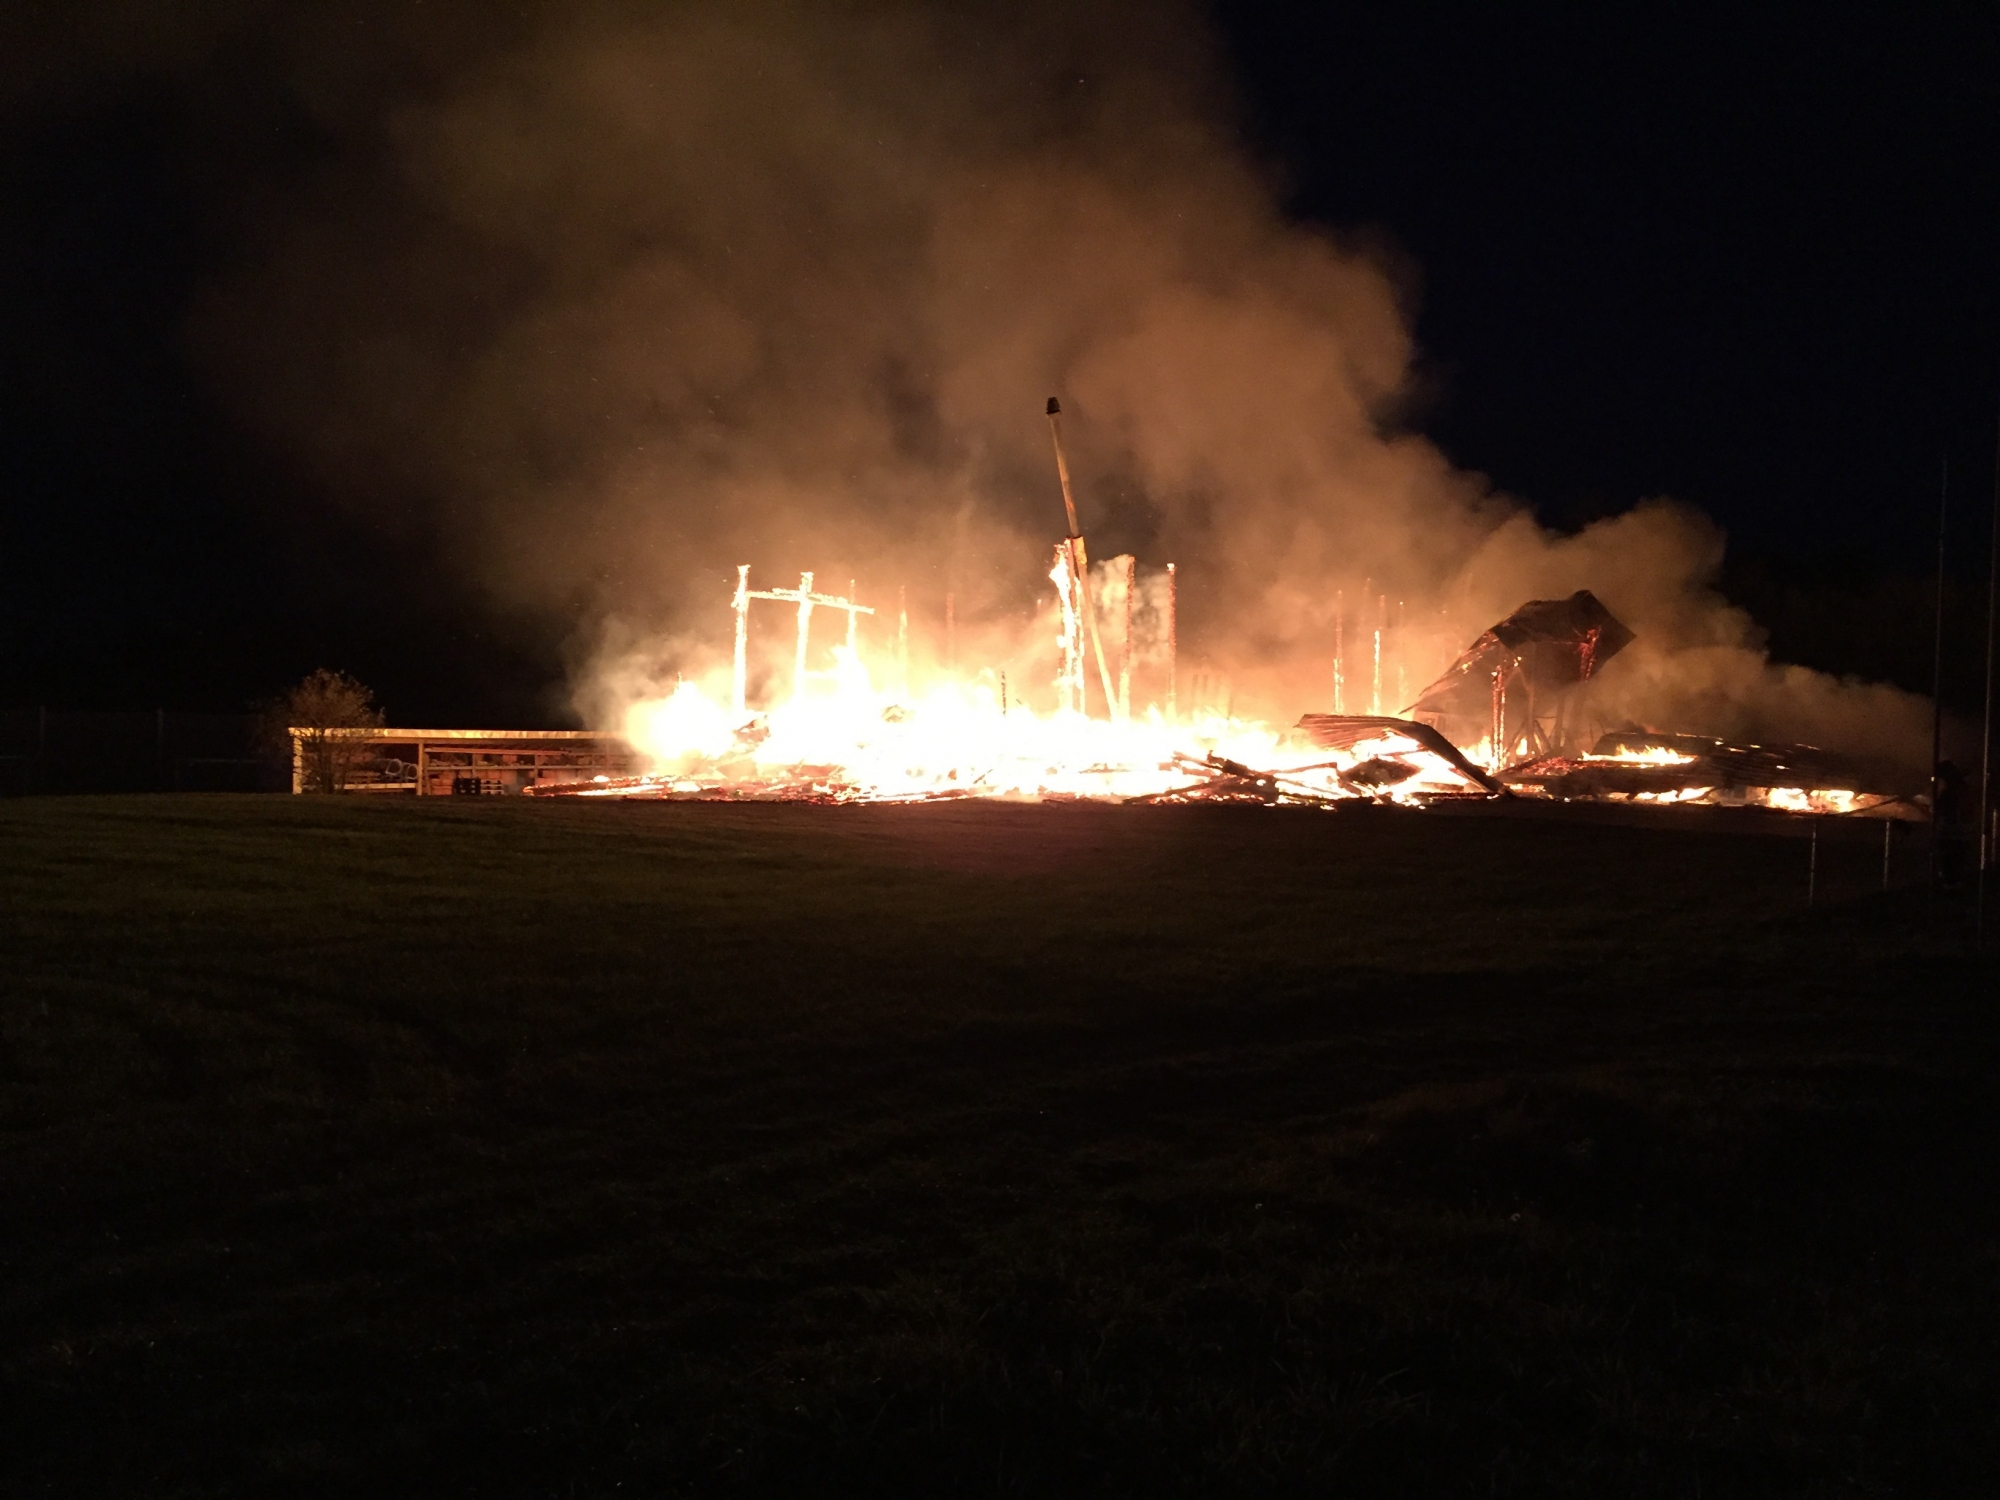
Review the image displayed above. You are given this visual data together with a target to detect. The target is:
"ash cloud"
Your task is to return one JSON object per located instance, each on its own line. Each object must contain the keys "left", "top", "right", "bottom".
{"left": 52, "top": 0, "right": 1927, "bottom": 760}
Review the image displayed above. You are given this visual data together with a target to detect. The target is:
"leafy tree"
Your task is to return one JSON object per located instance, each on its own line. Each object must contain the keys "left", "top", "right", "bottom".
{"left": 280, "top": 669, "right": 384, "bottom": 792}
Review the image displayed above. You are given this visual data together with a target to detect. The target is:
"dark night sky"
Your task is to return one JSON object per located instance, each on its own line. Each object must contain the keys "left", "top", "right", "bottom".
{"left": 1221, "top": 8, "right": 2000, "bottom": 541}
{"left": 3, "top": 4, "right": 1998, "bottom": 720}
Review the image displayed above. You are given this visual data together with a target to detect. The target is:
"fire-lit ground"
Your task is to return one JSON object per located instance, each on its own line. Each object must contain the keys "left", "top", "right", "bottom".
{"left": 3, "top": 795, "right": 1994, "bottom": 1496}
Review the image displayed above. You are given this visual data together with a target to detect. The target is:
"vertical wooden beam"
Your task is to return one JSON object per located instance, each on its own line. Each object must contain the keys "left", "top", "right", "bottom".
{"left": 794, "top": 571, "right": 815, "bottom": 698}
{"left": 897, "top": 584, "right": 909, "bottom": 698}
{"left": 1332, "top": 589, "right": 1344, "bottom": 714}
{"left": 1118, "top": 555, "right": 1134, "bottom": 721}
{"left": 1371, "top": 592, "right": 1385, "bottom": 716}
{"left": 733, "top": 565, "right": 750, "bottom": 716}
{"left": 1395, "top": 599, "right": 1406, "bottom": 714}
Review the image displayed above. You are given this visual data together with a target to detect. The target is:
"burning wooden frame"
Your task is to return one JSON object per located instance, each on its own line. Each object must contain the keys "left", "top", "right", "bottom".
{"left": 1408, "top": 590, "right": 1635, "bottom": 769}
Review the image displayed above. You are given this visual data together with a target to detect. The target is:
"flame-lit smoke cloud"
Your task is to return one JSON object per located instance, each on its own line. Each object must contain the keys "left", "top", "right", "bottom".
{"left": 56, "top": 0, "right": 1924, "bottom": 760}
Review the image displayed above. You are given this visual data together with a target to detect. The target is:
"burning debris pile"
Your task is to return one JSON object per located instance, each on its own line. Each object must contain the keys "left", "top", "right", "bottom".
{"left": 528, "top": 565, "right": 1918, "bottom": 818}
{"left": 522, "top": 401, "right": 1917, "bottom": 820}
{"left": 1296, "top": 716, "right": 1507, "bottom": 798}
{"left": 530, "top": 398, "right": 1506, "bottom": 809}
{"left": 1394, "top": 592, "right": 1922, "bottom": 819}
{"left": 522, "top": 715, "right": 1503, "bottom": 807}
{"left": 1384, "top": 591, "right": 1919, "bottom": 819}
{"left": 1502, "top": 733, "right": 1925, "bottom": 819}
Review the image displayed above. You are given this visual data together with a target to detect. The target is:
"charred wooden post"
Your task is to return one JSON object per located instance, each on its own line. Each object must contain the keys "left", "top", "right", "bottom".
{"left": 732, "top": 564, "right": 751, "bottom": 715}
{"left": 1490, "top": 660, "right": 1505, "bottom": 769}
{"left": 1333, "top": 589, "right": 1345, "bottom": 714}
{"left": 1360, "top": 577, "right": 1371, "bottom": 713}
{"left": 1119, "top": 554, "right": 1135, "bottom": 720}
{"left": 1372, "top": 591, "right": 1386, "bottom": 716}
{"left": 1051, "top": 542, "right": 1084, "bottom": 713}
{"left": 738, "top": 571, "right": 874, "bottom": 703}
{"left": 794, "top": 571, "right": 815, "bottom": 694}
{"left": 819, "top": 587, "right": 873, "bottom": 655}
{"left": 1396, "top": 598, "right": 1407, "bottom": 712}
{"left": 900, "top": 588, "right": 910, "bottom": 692}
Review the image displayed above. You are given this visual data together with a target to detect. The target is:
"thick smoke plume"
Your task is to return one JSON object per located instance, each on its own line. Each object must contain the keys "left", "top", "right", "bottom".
{"left": 109, "top": 1, "right": 1924, "bottom": 760}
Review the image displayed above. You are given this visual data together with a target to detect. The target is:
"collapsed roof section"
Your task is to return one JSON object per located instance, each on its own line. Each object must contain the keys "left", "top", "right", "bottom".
{"left": 1408, "top": 590, "right": 1635, "bottom": 768}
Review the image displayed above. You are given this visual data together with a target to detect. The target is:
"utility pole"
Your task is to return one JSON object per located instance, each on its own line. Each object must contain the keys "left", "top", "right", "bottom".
{"left": 1932, "top": 459, "right": 1948, "bottom": 885}
{"left": 1981, "top": 404, "right": 2000, "bottom": 950}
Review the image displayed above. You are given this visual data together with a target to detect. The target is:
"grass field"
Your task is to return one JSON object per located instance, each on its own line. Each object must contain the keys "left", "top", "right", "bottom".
{"left": 2, "top": 794, "right": 1994, "bottom": 1496}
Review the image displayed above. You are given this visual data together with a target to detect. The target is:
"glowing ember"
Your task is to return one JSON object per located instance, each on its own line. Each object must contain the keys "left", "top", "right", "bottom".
{"left": 1582, "top": 745, "right": 1699, "bottom": 766}
{"left": 1760, "top": 786, "right": 1867, "bottom": 815}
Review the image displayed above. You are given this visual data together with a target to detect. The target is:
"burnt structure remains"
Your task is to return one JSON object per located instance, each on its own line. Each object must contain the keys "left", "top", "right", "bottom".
{"left": 1408, "top": 590, "right": 1634, "bottom": 768}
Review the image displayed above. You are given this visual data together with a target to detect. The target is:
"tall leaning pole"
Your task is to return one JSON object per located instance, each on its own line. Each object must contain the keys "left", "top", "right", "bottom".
{"left": 1045, "top": 397, "right": 1122, "bottom": 720}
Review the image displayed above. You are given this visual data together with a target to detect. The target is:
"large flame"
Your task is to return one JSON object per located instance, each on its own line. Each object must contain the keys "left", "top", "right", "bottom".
{"left": 607, "top": 646, "right": 1474, "bottom": 804}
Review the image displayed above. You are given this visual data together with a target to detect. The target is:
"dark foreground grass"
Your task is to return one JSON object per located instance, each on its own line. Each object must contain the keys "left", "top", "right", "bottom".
{"left": 1, "top": 794, "right": 1994, "bottom": 1496}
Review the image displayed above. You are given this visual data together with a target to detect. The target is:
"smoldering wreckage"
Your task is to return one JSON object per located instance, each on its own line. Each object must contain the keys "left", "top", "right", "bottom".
{"left": 300, "top": 401, "right": 1923, "bottom": 825}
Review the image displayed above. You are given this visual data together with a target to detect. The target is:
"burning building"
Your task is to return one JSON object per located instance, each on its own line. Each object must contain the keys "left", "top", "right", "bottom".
{"left": 495, "top": 403, "right": 1923, "bottom": 820}
{"left": 288, "top": 432, "right": 1921, "bottom": 821}
{"left": 525, "top": 398, "right": 1511, "bottom": 807}
{"left": 518, "top": 560, "right": 1923, "bottom": 820}
{"left": 206, "top": 5, "right": 1931, "bottom": 818}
